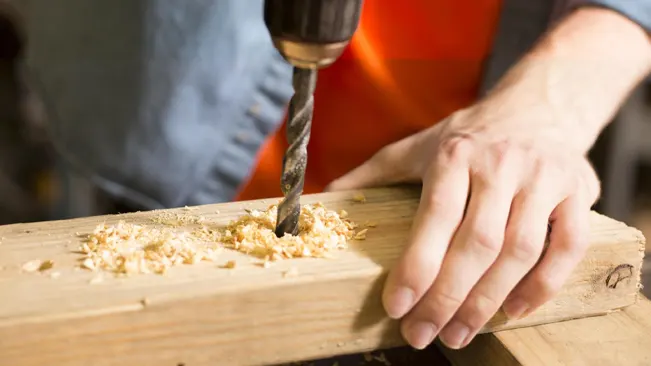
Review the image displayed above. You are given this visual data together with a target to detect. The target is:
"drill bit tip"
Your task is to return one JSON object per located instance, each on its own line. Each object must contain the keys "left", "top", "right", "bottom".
{"left": 274, "top": 67, "right": 317, "bottom": 237}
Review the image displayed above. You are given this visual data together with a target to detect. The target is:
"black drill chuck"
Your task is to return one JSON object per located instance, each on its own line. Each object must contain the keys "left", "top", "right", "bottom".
{"left": 263, "top": 0, "right": 364, "bottom": 68}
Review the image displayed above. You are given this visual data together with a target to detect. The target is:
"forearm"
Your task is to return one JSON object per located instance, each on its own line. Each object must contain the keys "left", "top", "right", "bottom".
{"left": 481, "top": 6, "right": 651, "bottom": 153}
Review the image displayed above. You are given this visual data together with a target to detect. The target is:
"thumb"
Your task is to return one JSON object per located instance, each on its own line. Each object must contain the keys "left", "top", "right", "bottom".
{"left": 324, "top": 135, "right": 424, "bottom": 192}
{"left": 324, "top": 153, "right": 389, "bottom": 192}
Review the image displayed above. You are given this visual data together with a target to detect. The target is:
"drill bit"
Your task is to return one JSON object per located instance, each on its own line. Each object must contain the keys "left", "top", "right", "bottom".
{"left": 275, "top": 67, "right": 317, "bottom": 237}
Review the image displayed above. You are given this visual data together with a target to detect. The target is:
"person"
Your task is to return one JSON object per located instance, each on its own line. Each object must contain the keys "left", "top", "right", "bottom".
{"left": 236, "top": 1, "right": 651, "bottom": 350}
{"left": 17, "top": 0, "right": 651, "bottom": 351}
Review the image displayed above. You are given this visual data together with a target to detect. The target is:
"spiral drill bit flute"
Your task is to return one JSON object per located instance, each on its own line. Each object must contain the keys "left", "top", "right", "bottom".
{"left": 275, "top": 68, "right": 317, "bottom": 236}
{"left": 263, "top": 0, "right": 364, "bottom": 236}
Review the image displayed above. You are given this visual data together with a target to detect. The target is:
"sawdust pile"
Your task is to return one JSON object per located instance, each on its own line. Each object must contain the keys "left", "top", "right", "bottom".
{"left": 77, "top": 201, "right": 361, "bottom": 276}
{"left": 79, "top": 221, "right": 221, "bottom": 275}
{"left": 219, "top": 203, "right": 356, "bottom": 261}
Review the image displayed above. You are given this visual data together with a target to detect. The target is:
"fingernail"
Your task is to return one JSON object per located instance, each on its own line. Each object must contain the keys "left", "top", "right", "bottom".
{"left": 503, "top": 298, "right": 529, "bottom": 320}
{"left": 385, "top": 286, "right": 415, "bottom": 319}
{"left": 439, "top": 321, "right": 469, "bottom": 349}
{"left": 405, "top": 321, "right": 437, "bottom": 350}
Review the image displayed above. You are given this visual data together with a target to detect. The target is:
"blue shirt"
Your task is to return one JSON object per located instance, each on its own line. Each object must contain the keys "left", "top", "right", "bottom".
{"left": 16, "top": 0, "right": 651, "bottom": 216}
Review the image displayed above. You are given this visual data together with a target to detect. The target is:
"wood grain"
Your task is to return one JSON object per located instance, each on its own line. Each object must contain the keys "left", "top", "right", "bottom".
{"left": 442, "top": 295, "right": 651, "bottom": 366}
{"left": 0, "top": 186, "right": 646, "bottom": 366}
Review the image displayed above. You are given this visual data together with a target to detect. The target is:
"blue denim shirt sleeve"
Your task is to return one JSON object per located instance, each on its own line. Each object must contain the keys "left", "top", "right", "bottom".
{"left": 23, "top": 0, "right": 293, "bottom": 211}
{"left": 558, "top": 0, "right": 651, "bottom": 31}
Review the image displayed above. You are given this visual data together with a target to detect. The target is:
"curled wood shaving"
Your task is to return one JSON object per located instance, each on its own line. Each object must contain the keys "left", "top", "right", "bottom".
{"left": 352, "top": 193, "right": 366, "bottom": 203}
{"left": 21, "top": 260, "right": 42, "bottom": 272}
{"left": 21, "top": 259, "right": 54, "bottom": 273}
{"left": 354, "top": 229, "right": 368, "bottom": 240}
{"left": 39, "top": 260, "right": 55, "bottom": 271}
{"left": 222, "top": 260, "right": 237, "bottom": 269}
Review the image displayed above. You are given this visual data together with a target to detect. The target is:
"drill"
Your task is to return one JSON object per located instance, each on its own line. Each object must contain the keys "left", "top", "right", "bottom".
{"left": 263, "top": 0, "right": 364, "bottom": 237}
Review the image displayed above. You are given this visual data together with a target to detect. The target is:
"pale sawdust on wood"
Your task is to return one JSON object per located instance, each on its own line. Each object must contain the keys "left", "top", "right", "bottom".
{"left": 70, "top": 201, "right": 369, "bottom": 277}
{"left": 217, "top": 202, "right": 358, "bottom": 266}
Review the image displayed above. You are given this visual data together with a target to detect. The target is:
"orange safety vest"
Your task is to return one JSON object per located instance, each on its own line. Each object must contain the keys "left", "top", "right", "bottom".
{"left": 235, "top": 1, "right": 503, "bottom": 201}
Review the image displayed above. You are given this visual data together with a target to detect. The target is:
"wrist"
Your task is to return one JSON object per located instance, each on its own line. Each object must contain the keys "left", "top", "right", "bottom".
{"left": 479, "top": 6, "right": 651, "bottom": 153}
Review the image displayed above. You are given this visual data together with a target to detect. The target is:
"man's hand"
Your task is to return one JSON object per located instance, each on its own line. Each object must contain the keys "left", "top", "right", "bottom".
{"left": 326, "top": 104, "right": 599, "bottom": 349}
{"left": 325, "top": 6, "right": 651, "bottom": 350}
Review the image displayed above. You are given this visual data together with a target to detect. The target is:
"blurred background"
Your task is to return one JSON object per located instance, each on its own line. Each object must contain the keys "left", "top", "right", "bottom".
{"left": 0, "top": 2, "right": 649, "bottom": 298}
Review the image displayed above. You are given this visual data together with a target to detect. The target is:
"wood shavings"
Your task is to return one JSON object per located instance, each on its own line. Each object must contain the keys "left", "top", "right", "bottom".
{"left": 39, "top": 260, "right": 54, "bottom": 271}
{"left": 150, "top": 212, "right": 204, "bottom": 226}
{"left": 21, "top": 259, "right": 54, "bottom": 273}
{"left": 361, "top": 351, "right": 391, "bottom": 365}
{"left": 81, "top": 257, "right": 96, "bottom": 271}
{"left": 71, "top": 202, "right": 355, "bottom": 276}
{"left": 364, "top": 221, "right": 378, "bottom": 228}
{"left": 354, "top": 229, "right": 368, "bottom": 240}
{"left": 78, "top": 221, "right": 220, "bottom": 276}
{"left": 222, "top": 260, "right": 237, "bottom": 269}
{"left": 374, "top": 352, "right": 390, "bottom": 365}
{"left": 21, "top": 260, "right": 42, "bottom": 272}
{"left": 219, "top": 202, "right": 356, "bottom": 261}
{"left": 352, "top": 193, "right": 366, "bottom": 203}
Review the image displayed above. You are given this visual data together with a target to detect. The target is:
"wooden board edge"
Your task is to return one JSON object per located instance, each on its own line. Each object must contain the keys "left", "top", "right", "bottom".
{"left": 440, "top": 294, "right": 651, "bottom": 366}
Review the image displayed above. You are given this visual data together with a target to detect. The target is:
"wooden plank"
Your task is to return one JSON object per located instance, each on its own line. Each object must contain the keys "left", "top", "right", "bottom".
{"left": 0, "top": 186, "right": 645, "bottom": 366}
{"left": 441, "top": 294, "right": 651, "bottom": 366}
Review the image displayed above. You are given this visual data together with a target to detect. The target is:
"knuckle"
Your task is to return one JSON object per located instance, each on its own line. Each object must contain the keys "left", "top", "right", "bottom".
{"left": 412, "top": 290, "right": 465, "bottom": 327}
{"left": 490, "top": 141, "right": 513, "bottom": 168}
{"left": 505, "top": 236, "right": 543, "bottom": 263}
{"left": 472, "top": 141, "right": 521, "bottom": 184}
{"left": 460, "top": 292, "right": 501, "bottom": 329}
{"left": 438, "top": 136, "right": 472, "bottom": 164}
{"left": 469, "top": 228, "right": 504, "bottom": 255}
{"left": 429, "top": 291, "right": 465, "bottom": 313}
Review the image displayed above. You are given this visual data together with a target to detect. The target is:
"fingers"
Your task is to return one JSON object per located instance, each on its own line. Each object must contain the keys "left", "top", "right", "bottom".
{"left": 439, "top": 185, "right": 559, "bottom": 349}
{"left": 400, "top": 167, "right": 518, "bottom": 350}
{"left": 503, "top": 193, "right": 590, "bottom": 320}
{"left": 381, "top": 142, "right": 471, "bottom": 324}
